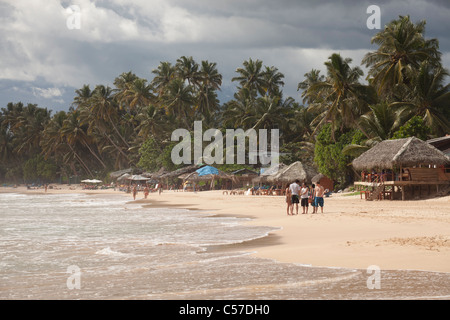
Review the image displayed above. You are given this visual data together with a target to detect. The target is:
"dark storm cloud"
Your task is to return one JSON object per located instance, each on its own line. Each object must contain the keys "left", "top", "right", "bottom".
{"left": 0, "top": 0, "right": 448, "bottom": 111}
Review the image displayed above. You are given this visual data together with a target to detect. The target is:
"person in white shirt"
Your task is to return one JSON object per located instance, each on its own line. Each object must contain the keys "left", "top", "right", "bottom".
{"left": 289, "top": 179, "right": 301, "bottom": 215}
{"left": 300, "top": 182, "right": 310, "bottom": 214}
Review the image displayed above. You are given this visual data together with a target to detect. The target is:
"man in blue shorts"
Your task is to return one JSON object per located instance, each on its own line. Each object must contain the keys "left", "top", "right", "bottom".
{"left": 314, "top": 181, "right": 325, "bottom": 213}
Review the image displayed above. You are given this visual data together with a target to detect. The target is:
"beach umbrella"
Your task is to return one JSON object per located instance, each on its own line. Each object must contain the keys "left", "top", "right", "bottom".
{"left": 196, "top": 165, "right": 219, "bottom": 176}
{"left": 81, "top": 179, "right": 102, "bottom": 184}
{"left": 181, "top": 166, "right": 232, "bottom": 190}
{"left": 109, "top": 168, "right": 132, "bottom": 179}
{"left": 196, "top": 165, "right": 217, "bottom": 190}
{"left": 129, "top": 175, "right": 151, "bottom": 181}
{"left": 117, "top": 173, "right": 131, "bottom": 181}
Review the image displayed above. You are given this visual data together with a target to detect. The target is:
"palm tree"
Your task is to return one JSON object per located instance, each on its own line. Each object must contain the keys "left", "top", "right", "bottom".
{"left": 151, "top": 61, "right": 176, "bottom": 97}
{"left": 288, "top": 105, "right": 317, "bottom": 142}
{"left": 113, "top": 71, "right": 140, "bottom": 111}
{"left": 262, "top": 66, "right": 285, "bottom": 97}
{"left": 342, "top": 103, "right": 406, "bottom": 157}
{"left": 10, "top": 104, "right": 51, "bottom": 156}
{"left": 390, "top": 61, "right": 450, "bottom": 136}
{"left": 119, "top": 78, "right": 154, "bottom": 112}
{"left": 175, "top": 56, "right": 202, "bottom": 89}
{"left": 72, "top": 85, "right": 92, "bottom": 109}
{"left": 41, "top": 111, "right": 68, "bottom": 161}
{"left": 297, "top": 69, "right": 325, "bottom": 104}
{"left": 192, "top": 61, "right": 223, "bottom": 125}
{"left": 249, "top": 96, "right": 294, "bottom": 131}
{"left": 0, "top": 125, "right": 14, "bottom": 165}
{"left": 199, "top": 60, "right": 222, "bottom": 91}
{"left": 161, "top": 79, "right": 195, "bottom": 129}
{"left": 232, "top": 58, "right": 266, "bottom": 97}
{"left": 89, "top": 85, "right": 130, "bottom": 149}
{"left": 222, "top": 87, "right": 257, "bottom": 129}
{"left": 362, "top": 15, "right": 441, "bottom": 98}
{"left": 360, "top": 103, "right": 405, "bottom": 140}
{"left": 60, "top": 110, "right": 96, "bottom": 177}
{"left": 135, "top": 104, "right": 168, "bottom": 139}
{"left": 305, "top": 53, "right": 376, "bottom": 139}
{"left": 196, "top": 86, "right": 220, "bottom": 124}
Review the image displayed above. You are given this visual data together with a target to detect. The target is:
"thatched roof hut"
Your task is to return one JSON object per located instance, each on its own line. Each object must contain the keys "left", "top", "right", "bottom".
{"left": 142, "top": 167, "right": 169, "bottom": 179}
{"left": 109, "top": 168, "right": 132, "bottom": 179}
{"left": 117, "top": 173, "right": 131, "bottom": 181}
{"left": 312, "top": 173, "right": 334, "bottom": 191}
{"left": 230, "top": 168, "right": 258, "bottom": 186}
{"left": 352, "top": 137, "right": 450, "bottom": 171}
{"left": 159, "top": 164, "right": 202, "bottom": 179}
{"left": 268, "top": 161, "right": 318, "bottom": 183}
{"left": 427, "top": 135, "right": 450, "bottom": 156}
{"left": 252, "top": 164, "right": 286, "bottom": 183}
{"left": 232, "top": 168, "right": 258, "bottom": 176}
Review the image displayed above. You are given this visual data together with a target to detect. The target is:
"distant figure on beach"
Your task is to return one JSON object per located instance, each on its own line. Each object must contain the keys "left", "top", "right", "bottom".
{"left": 144, "top": 186, "right": 149, "bottom": 199}
{"left": 300, "top": 182, "right": 309, "bottom": 214}
{"left": 132, "top": 185, "right": 137, "bottom": 200}
{"left": 285, "top": 184, "right": 292, "bottom": 215}
{"left": 158, "top": 183, "right": 162, "bottom": 195}
{"left": 44, "top": 184, "right": 48, "bottom": 192}
{"left": 289, "top": 179, "right": 301, "bottom": 215}
{"left": 314, "top": 182, "right": 325, "bottom": 213}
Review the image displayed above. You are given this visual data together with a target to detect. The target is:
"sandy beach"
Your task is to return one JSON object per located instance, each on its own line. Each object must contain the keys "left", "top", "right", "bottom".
{"left": 2, "top": 185, "right": 450, "bottom": 274}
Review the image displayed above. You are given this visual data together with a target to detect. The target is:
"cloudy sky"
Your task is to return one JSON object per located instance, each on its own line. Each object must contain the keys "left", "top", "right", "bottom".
{"left": 1, "top": 0, "right": 449, "bottom": 112}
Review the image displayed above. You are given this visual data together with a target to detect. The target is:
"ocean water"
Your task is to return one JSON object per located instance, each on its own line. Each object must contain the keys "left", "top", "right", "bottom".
{"left": 0, "top": 192, "right": 449, "bottom": 300}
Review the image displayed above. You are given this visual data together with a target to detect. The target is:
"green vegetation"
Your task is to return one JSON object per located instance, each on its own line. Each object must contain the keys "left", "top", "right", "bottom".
{"left": 0, "top": 16, "right": 448, "bottom": 186}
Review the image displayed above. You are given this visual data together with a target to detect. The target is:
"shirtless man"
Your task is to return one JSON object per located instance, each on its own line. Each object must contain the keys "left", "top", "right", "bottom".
{"left": 314, "top": 182, "right": 325, "bottom": 213}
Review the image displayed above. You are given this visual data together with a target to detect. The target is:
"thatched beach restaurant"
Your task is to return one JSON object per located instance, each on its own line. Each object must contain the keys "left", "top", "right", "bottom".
{"left": 352, "top": 137, "right": 450, "bottom": 200}
{"left": 267, "top": 161, "right": 318, "bottom": 185}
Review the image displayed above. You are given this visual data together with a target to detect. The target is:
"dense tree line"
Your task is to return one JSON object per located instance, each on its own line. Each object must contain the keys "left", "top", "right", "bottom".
{"left": 1, "top": 16, "right": 448, "bottom": 187}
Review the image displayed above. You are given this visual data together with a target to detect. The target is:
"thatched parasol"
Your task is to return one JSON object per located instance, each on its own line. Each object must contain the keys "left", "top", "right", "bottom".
{"left": 109, "top": 168, "right": 132, "bottom": 179}
{"left": 252, "top": 163, "right": 286, "bottom": 183}
{"left": 142, "top": 167, "right": 169, "bottom": 179}
{"left": 160, "top": 164, "right": 202, "bottom": 179}
{"left": 128, "top": 175, "right": 151, "bottom": 181}
{"left": 231, "top": 168, "right": 258, "bottom": 177}
{"left": 268, "top": 161, "right": 318, "bottom": 183}
{"left": 352, "top": 137, "right": 450, "bottom": 171}
{"left": 117, "top": 173, "right": 131, "bottom": 181}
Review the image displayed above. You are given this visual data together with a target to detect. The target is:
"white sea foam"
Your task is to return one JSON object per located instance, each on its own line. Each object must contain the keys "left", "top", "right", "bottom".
{"left": 1, "top": 192, "right": 449, "bottom": 300}
{"left": 95, "top": 247, "right": 128, "bottom": 257}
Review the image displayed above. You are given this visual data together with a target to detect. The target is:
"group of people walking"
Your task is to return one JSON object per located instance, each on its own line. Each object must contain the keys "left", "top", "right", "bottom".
{"left": 285, "top": 179, "right": 325, "bottom": 215}
{"left": 131, "top": 183, "right": 162, "bottom": 200}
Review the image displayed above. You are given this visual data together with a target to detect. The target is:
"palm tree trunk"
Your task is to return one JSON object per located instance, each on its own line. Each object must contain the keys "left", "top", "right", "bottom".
{"left": 84, "top": 142, "right": 107, "bottom": 169}
{"left": 103, "top": 132, "right": 132, "bottom": 163}
{"left": 107, "top": 113, "right": 130, "bottom": 149}
{"left": 68, "top": 144, "right": 94, "bottom": 177}
{"left": 349, "top": 111, "right": 371, "bottom": 139}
